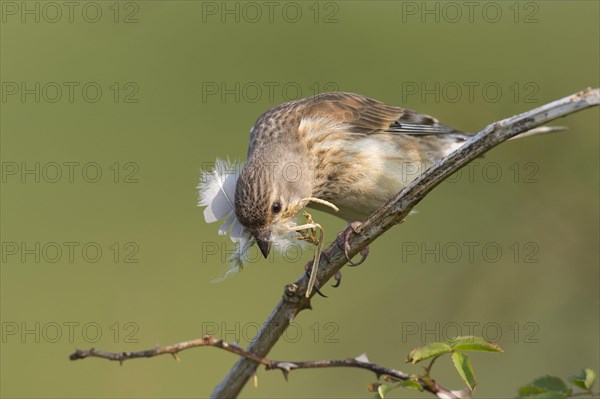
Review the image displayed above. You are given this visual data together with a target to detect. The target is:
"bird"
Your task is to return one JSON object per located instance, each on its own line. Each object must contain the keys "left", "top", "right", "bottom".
{"left": 200, "top": 92, "right": 560, "bottom": 293}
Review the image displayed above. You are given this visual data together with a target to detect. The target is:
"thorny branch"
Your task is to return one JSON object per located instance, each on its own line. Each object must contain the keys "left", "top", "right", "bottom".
{"left": 70, "top": 334, "right": 463, "bottom": 398}
{"left": 69, "top": 88, "right": 599, "bottom": 399}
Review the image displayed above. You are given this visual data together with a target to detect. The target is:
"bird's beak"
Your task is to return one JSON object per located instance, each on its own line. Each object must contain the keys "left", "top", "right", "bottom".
{"left": 253, "top": 231, "right": 272, "bottom": 258}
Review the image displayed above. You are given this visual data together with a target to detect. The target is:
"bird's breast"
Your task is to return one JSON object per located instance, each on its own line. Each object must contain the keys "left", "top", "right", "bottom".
{"left": 306, "top": 130, "right": 434, "bottom": 221}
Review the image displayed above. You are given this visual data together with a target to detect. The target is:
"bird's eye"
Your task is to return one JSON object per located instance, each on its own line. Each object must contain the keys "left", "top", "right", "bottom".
{"left": 271, "top": 201, "right": 282, "bottom": 214}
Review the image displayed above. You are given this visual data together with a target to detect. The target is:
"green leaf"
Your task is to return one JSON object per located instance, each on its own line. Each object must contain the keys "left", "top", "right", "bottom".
{"left": 451, "top": 352, "right": 476, "bottom": 390}
{"left": 406, "top": 342, "right": 452, "bottom": 364}
{"left": 586, "top": 369, "right": 597, "bottom": 390}
{"left": 446, "top": 336, "right": 504, "bottom": 353}
{"left": 531, "top": 376, "right": 569, "bottom": 393}
{"left": 398, "top": 380, "right": 423, "bottom": 392}
{"left": 571, "top": 368, "right": 596, "bottom": 391}
{"left": 517, "top": 376, "right": 571, "bottom": 399}
{"left": 518, "top": 385, "right": 546, "bottom": 397}
{"left": 377, "top": 383, "right": 391, "bottom": 398}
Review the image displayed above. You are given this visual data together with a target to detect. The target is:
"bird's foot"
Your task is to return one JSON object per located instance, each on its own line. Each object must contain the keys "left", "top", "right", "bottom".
{"left": 337, "top": 222, "right": 369, "bottom": 267}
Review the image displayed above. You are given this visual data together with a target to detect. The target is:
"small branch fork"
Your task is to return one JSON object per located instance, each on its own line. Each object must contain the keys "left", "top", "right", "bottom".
{"left": 69, "top": 334, "right": 462, "bottom": 398}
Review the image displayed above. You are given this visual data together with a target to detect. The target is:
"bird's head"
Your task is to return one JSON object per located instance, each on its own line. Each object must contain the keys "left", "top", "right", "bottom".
{"left": 234, "top": 160, "right": 312, "bottom": 258}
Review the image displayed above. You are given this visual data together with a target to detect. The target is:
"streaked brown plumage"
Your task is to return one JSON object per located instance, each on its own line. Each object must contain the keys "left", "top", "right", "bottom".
{"left": 234, "top": 92, "right": 470, "bottom": 257}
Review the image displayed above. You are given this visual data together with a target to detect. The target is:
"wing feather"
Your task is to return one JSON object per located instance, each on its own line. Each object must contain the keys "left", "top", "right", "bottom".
{"left": 299, "top": 92, "right": 465, "bottom": 136}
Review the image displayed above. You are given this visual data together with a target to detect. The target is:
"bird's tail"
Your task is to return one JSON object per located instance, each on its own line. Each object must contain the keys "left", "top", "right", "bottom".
{"left": 508, "top": 126, "right": 567, "bottom": 140}
{"left": 439, "top": 126, "right": 566, "bottom": 159}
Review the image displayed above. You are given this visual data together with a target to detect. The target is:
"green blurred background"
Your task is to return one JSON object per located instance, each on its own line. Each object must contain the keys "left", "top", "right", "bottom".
{"left": 1, "top": 1, "right": 598, "bottom": 398}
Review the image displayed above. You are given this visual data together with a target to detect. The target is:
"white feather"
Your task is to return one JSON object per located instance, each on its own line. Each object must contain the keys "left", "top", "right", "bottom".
{"left": 198, "top": 159, "right": 252, "bottom": 279}
{"left": 198, "top": 158, "right": 309, "bottom": 281}
{"left": 198, "top": 159, "right": 240, "bottom": 223}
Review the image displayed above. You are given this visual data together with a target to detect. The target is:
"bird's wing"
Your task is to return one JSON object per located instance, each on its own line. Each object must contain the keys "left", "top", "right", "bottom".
{"left": 302, "top": 92, "right": 464, "bottom": 135}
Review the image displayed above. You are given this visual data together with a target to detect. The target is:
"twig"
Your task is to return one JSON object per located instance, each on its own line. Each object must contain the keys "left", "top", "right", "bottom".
{"left": 69, "top": 335, "right": 463, "bottom": 398}
{"left": 69, "top": 335, "right": 269, "bottom": 366}
{"left": 69, "top": 335, "right": 271, "bottom": 366}
{"left": 209, "top": 88, "right": 599, "bottom": 398}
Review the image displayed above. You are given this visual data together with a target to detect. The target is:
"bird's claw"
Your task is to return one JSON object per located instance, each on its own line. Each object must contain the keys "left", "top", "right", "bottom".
{"left": 350, "top": 247, "right": 369, "bottom": 267}
{"left": 332, "top": 271, "right": 342, "bottom": 288}
{"left": 337, "top": 222, "right": 369, "bottom": 267}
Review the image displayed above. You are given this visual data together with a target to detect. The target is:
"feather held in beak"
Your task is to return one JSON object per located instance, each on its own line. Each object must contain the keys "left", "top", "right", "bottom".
{"left": 198, "top": 159, "right": 252, "bottom": 279}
